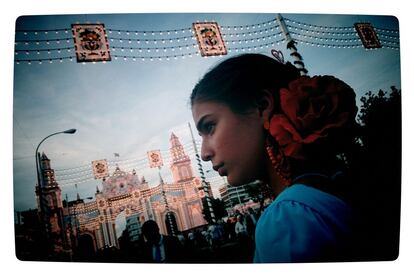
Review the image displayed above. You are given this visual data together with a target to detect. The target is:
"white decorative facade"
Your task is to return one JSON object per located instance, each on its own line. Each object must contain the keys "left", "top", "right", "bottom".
{"left": 63, "top": 133, "right": 206, "bottom": 250}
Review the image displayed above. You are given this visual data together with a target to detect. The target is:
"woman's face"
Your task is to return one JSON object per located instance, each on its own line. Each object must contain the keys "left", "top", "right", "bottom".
{"left": 192, "top": 101, "right": 267, "bottom": 186}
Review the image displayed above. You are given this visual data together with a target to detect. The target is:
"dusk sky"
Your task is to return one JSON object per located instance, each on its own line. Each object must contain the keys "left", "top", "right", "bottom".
{"left": 2, "top": 0, "right": 413, "bottom": 274}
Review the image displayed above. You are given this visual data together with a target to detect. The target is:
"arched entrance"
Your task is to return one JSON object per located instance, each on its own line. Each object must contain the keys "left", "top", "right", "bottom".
{"left": 76, "top": 233, "right": 96, "bottom": 261}
{"left": 165, "top": 211, "right": 178, "bottom": 236}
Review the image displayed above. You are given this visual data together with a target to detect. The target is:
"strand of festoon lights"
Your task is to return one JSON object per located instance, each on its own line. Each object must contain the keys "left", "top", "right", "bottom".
{"left": 13, "top": 18, "right": 282, "bottom": 64}
{"left": 286, "top": 22, "right": 399, "bottom": 51}
{"left": 284, "top": 18, "right": 356, "bottom": 31}
{"left": 285, "top": 24, "right": 358, "bottom": 37}
{"left": 55, "top": 143, "right": 206, "bottom": 188}
{"left": 14, "top": 16, "right": 399, "bottom": 65}
{"left": 293, "top": 37, "right": 399, "bottom": 50}
{"left": 53, "top": 140, "right": 198, "bottom": 175}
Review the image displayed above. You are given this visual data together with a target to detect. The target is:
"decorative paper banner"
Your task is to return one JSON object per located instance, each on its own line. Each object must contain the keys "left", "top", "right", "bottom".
{"left": 91, "top": 159, "right": 109, "bottom": 179}
{"left": 354, "top": 23, "right": 382, "bottom": 49}
{"left": 72, "top": 23, "right": 111, "bottom": 62}
{"left": 147, "top": 150, "right": 163, "bottom": 168}
{"left": 193, "top": 22, "right": 227, "bottom": 57}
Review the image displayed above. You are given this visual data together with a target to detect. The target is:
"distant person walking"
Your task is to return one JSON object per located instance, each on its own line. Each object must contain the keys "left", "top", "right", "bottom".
{"left": 141, "top": 220, "right": 184, "bottom": 263}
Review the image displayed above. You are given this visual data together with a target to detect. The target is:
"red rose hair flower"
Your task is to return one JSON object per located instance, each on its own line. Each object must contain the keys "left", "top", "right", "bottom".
{"left": 269, "top": 75, "right": 357, "bottom": 160}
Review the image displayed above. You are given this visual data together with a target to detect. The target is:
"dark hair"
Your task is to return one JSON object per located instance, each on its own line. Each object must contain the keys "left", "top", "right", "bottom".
{"left": 191, "top": 53, "right": 300, "bottom": 114}
{"left": 141, "top": 219, "right": 159, "bottom": 236}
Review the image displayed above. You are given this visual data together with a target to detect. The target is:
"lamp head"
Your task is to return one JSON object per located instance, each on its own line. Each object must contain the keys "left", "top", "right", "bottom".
{"left": 64, "top": 128, "right": 77, "bottom": 134}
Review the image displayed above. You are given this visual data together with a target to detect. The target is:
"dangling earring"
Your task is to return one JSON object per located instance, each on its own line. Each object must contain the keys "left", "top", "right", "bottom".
{"left": 264, "top": 120, "right": 270, "bottom": 131}
{"left": 265, "top": 135, "right": 292, "bottom": 186}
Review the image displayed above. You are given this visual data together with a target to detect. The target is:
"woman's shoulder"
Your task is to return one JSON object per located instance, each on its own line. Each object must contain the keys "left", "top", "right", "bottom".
{"left": 279, "top": 184, "right": 350, "bottom": 211}
{"left": 262, "top": 184, "right": 352, "bottom": 227}
{"left": 255, "top": 184, "right": 353, "bottom": 262}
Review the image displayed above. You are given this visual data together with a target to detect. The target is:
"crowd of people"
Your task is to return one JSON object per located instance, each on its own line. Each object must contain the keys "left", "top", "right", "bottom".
{"left": 93, "top": 206, "right": 263, "bottom": 263}
{"left": 189, "top": 207, "right": 260, "bottom": 249}
{"left": 148, "top": 207, "right": 261, "bottom": 263}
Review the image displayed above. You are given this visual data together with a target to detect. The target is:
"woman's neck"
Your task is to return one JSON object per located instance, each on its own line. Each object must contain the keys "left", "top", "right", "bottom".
{"left": 264, "top": 157, "right": 286, "bottom": 197}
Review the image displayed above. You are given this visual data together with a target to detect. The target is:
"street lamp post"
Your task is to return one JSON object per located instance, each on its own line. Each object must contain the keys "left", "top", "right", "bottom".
{"left": 35, "top": 128, "right": 76, "bottom": 252}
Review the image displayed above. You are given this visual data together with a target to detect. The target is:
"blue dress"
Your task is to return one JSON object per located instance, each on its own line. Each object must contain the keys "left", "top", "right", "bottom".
{"left": 254, "top": 184, "right": 352, "bottom": 263}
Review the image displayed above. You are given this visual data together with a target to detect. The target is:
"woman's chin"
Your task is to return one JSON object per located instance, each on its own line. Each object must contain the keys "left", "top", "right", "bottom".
{"left": 227, "top": 176, "right": 249, "bottom": 187}
{"left": 229, "top": 173, "right": 263, "bottom": 187}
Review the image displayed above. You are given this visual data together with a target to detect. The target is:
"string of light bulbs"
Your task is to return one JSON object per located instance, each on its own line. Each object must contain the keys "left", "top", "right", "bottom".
{"left": 14, "top": 17, "right": 399, "bottom": 40}
{"left": 15, "top": 46, "right": 73, "bottom": 54}
{"left": 54, "top": 140, "right": 200, "bottom": 174}
{"left": 107, "top": 27, "right": 191, "bottom": 36}
{"left": 111, "top": 43, "right": 197, "bottom": 52}
{"left": 109, "top": 34, "right": 195, "bottom": 44}
{"left": 284, "top": 18, "right": 355, "bottom": 31}
{"left": 286, "top": 24, "right": 357, "bottom": 36}
{"left": 295, "top": 37, "right": 399, "bottom": 50}
{"left": 55, "top": 142, "right": 202, "bottom": 181}
{"left": 56, "top": 169, "right": 94, "bottom": 180}
{"left": 376, "top": 33, "right": 399, "bottom": 41}
{"left": 222, "top": 26, "right": 280, "bottom": 37}
{"left": 224, "top": 31, "right": 283, "bottom": 43}
{"left": 290, "top": 32, "right": 361, "bottom": 43}
{"left": 56, "top": 155, "right": 191, "bottom": 183}
{"left": 16, "top": 28, "right": 71, "bottom": 34}
{"left": 374, "top": 26, "right": 399, "bottom": 34}
{"left": 221, "top": 18, "right": 278, "bottom": 30}
{"left": 290, "top": 31, "right": 361, "bottom": 44}
{"left": 15, "top": 56, "right": 74, "bottom": 65}
{"left": 14, "top": 40, "right": 281, "bottom": 64}
{"left": 57, "top": 162, "right": 217, "bottom": 190}
{"left": 112, "top": 51, "right": 199, "bottom": 61}
{"left": 14, "top": 16, "right": 400, "bottom": 65}
{"left": 378, "top": 39, "right": 400, "bottom": 46}
{"left": 15, "top": 37, "right": 73, "bottom": 45}
{"left": 294, "top": 38, "right": 362, "bottom": 49}
{"left": 15, "top": 18, "right": 278, "bottom": 35}
{"left": 227, "top": 39, "right": 285, "bottom": 52}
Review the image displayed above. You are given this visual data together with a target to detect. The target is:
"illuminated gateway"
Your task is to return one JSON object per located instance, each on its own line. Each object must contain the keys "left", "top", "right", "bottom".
{"left": 39, "top": 133, "right": 207, "bottom": 252}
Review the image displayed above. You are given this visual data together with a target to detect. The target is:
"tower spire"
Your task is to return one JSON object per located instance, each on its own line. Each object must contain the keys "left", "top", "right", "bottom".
{"left": 170, "top": 132, "right": 193, "bottom": 182}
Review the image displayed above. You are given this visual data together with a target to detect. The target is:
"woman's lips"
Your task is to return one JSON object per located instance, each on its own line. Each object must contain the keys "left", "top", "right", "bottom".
{"left": 213, "top": 163, "right": 223, "bottom": 171}
{"left": 217, "top": 166, "right": 227, "bottom": 176}
{"left": 213, "top": 163, "right": 226, "bottom": 176}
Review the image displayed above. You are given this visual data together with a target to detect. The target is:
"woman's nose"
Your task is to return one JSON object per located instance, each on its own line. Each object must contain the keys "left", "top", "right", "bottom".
{"left": 200, "top": 140, "right": 213, "bottom": 162}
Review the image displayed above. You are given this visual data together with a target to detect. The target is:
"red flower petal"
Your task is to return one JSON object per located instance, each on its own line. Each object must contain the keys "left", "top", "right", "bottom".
{"left": 269, "top": 115, "right": 302, "bottom": 146}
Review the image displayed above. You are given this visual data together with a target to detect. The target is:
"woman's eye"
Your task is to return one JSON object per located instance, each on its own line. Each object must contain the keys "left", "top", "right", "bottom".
{"left": 205, "top": 123, "right": 215, "bottom": 134}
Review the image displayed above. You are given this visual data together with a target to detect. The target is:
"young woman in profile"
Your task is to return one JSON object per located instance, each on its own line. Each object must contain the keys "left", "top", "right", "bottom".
{"left": 190, "top": 53, "right": 358, "bottom": 263}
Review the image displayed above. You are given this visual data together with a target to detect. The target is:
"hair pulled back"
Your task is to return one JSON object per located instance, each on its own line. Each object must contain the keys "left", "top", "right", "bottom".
{"left": 191, "top": 53, "right": 300, "bottom": 114}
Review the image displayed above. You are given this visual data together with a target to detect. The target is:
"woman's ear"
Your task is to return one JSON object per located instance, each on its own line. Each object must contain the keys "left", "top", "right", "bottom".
{"left": 256, "top": 89, "right": 275, "bottom": 121}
